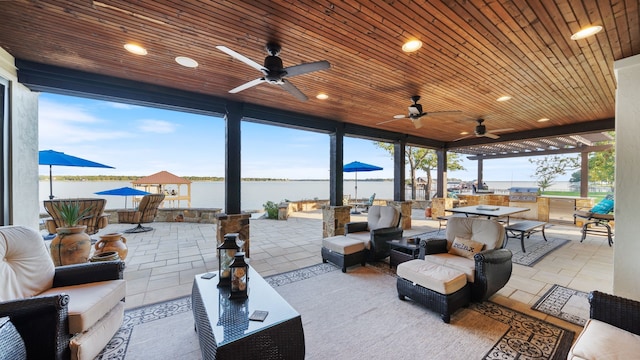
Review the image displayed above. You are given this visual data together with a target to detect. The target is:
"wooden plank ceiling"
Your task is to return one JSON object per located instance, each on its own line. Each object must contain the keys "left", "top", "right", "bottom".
{"left": 0, "top": 0, "right": 634, "bottom": 153}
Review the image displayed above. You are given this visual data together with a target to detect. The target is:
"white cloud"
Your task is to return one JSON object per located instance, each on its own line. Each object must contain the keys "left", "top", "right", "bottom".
{"left": 107, "top": 102, "right": 138, "bottom": 110}
{"left": 39, "top": 99, "right": 134, "bottom": 146}
{"left": 137, "top": 119, "right": 177, "bottom": 133}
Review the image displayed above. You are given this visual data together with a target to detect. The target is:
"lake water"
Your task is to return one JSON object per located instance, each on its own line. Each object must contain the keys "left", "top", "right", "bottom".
{"left": 39, "top": 180, "right": 575, "bottom": 212}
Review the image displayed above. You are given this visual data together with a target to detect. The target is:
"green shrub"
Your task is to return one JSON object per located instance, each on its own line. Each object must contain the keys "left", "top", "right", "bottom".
{"left": 263, "top": 201, "right": 279, "bottom": 219}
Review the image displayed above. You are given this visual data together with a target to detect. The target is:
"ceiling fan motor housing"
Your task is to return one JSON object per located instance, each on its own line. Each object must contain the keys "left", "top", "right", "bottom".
{"left": 475, "top": 124, "right": 486, "bottom": 135}
{"left": 263, "top": 55, "right": 286, "bottom": 83}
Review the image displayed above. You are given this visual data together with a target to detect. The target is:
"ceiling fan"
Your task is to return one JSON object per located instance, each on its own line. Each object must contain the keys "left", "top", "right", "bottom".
{"left": 377, "top": 95, "right": 461, "bottom": 129}
{"left": 454, "top": 118, "right": 514, "bottom": 141}
{"left": 216, "top": 42, "right": 330, "bottom": 101}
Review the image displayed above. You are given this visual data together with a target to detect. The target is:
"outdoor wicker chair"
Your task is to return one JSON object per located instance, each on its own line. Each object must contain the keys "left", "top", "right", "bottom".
{"left": 344, "top": 204, "right": 402, "bottom": 262}
{"left": 568, "top": 291, "right": 640, "bottom": 359}
{"left": 117, "top": 193, "right": 165, "bottom": 233}
{"left": 411, "top": 217, "right": 512, "bottom": 302}
{"left": 0, "top": 225, "right": 125, "bottom": 360}
{"left": 43, "top": 198, "right": 109, "bottom": 235}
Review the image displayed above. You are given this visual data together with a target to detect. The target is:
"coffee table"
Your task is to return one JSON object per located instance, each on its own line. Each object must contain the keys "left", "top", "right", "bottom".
{"left": 387, "top": 236, "right": 421, "bottom": 268}
{"left": 191, "top": 266, "right": 305, "bottom": 359}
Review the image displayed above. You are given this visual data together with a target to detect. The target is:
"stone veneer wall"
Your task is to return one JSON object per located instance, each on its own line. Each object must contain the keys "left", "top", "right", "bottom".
{"left": 322, "top": 205, "right": 351, "bottom": 237}
{"left": 387, "top": 200, "right": 412, "bottom": 229}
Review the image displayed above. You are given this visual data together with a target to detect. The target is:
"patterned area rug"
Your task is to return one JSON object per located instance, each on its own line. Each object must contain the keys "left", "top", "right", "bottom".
{"left": 98, "top": 263, "right": 573, "bottom": 360}
{"left": 504, "top": 234, "right": 568, "bottom": 266}
{"left": 532, "top": 284, "right": 590, "bottom": 326}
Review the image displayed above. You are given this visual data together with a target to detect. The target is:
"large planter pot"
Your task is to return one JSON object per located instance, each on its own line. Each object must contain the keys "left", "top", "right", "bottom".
{"left": 50, "top": 225, "right": 92, "bottom": 266}
{"left": 94, "top": 232, "right": 128, "bottom": 260}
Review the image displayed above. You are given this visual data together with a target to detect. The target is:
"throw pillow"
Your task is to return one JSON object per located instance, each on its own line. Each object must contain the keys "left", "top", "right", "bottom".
{"left": 590, "top": 196, "right": 614, "bottom": 214}
{"left": 448, "top": 236, "right": 485, "bottom": 259}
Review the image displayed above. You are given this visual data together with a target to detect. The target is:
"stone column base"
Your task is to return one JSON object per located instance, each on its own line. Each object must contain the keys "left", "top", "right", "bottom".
{"left": 216, "top": 213, "right": 251, "bottom": 257}
{"left": 322, "top": 205, "right": 351, "bottom": 237}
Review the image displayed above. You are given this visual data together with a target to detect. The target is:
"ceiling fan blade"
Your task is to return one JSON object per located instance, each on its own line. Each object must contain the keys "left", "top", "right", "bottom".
{"left": 280, "top": 79, "right": 308, "bottom": 101}
{"left": 229, "top": 78, "right": 265, "bottom": 93}
{"left": 284, "top": 61, "right": 330, "bottom": 77}
{"left": 393, "top": 114, "right": 407, "bottom": 119}
{"left": 489, "top": 128, "right": 515, "bottom": 133}
{"left": 425, "top": 110, "right": 463, "bottom": 116}
{"left": 377, "top": 118, "right": 404, "bottom": 125}
{"left": 483, "top": 132, "right": 500, "bottom": 139}
{"left": 216, "top": 46, "right": 265, "bottom": 72}
{"left": 453, "top": 134, "right": 473, "bottom": 141}
{"left": 412, "top": 118, "right": 423, "bottom": 129}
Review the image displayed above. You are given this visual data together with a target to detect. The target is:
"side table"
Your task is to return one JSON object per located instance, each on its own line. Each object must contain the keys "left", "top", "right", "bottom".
{"left": 387, "top": 237, "right": 421, "bottom": 268}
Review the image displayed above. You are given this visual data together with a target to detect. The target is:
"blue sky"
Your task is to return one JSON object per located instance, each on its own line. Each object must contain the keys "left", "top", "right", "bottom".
{"left": 38, "top": 93, "right": 561, "bottom": 181}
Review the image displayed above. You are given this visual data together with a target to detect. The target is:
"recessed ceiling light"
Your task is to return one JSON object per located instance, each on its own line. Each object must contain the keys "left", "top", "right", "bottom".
{"left": 496, "top": 96, "right": 512, "bottom": 102}
{"left": 460, "top": 131, "right": 469, "bottom": 135}
{"left": 124, "top": 43, "right": 147, "bottom": 55}
{"left": 537, "top": 118, "right": 550, "bottom": 122}
{"left": 402, "top": 39, "right": 423, "bottom": 53}
{"left": 316, "top": 93, "right": 329, "bottom": 100}
{"left": 175, "top": 56, "right": 198, "bottom": 68}
{"left": 571, "top": 25, "right": 603, "bottom": 40}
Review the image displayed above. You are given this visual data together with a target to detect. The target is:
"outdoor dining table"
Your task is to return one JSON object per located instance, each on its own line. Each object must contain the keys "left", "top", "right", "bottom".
{"left": 446, "top": 205, "right": 530, "bottom": 225}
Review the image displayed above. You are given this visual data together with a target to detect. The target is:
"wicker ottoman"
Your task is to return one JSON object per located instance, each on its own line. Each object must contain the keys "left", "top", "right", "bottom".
{"left": 321, "top": 236, "right": 366, "bottom": 273}
{"left": 396, "top": 259, "right": 469, "bottom": 323}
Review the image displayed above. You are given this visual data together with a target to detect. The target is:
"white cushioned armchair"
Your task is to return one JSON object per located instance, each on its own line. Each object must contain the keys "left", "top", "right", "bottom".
{"left": 417, "top": 217, "right": 513, "bottom": 302}
{"left": 344, "top": 205, "right": 402, "bottom": 261}
{"left": 0, "top": 226, "right": 126, "bottom": 360}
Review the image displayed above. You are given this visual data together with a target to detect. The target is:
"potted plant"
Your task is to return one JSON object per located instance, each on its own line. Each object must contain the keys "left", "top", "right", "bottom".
{"left": 49, "top": 201, "right": 93, "bottom": 266}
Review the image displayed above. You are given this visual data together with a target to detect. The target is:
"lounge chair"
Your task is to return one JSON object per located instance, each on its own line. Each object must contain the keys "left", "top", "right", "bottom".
{"left": 574, "top": 194, "right": 614, "bottom": 246}
{"left": 344, "top": 204, "right": 402, "bottom": 261}
{"left": 43, "top": 198, "right": 109, "bottom": 236}
{"left": 117, "top": 194, "right": 165, "bottom": 233}
{"left": 352, "top": 193, "right": 376, "bottom": 213}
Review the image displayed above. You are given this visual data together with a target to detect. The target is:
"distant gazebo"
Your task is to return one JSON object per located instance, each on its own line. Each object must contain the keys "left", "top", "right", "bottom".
{"left": 132, "top": 170, "right": 192, "bottom": 208}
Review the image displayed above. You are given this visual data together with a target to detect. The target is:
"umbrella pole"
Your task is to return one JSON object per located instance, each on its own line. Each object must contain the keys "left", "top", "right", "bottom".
{"left": 49, "top": 165, "right": 54, "bottom": 199}
{"left": 354, "top": 171, "right": 358, "bottom": 201}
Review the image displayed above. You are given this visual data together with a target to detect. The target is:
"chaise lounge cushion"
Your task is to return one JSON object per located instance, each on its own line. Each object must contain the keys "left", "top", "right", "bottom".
{"left": 39, "top": 279, "right": 126, "bottom": 334}
{"left": 568, "top": 318, "right": 640, "bottom": 359}
{"left": 0, "top": 226, "right": 55, "bottom": 301}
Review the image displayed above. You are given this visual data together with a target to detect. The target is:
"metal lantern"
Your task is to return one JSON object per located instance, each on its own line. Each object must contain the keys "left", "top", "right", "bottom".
{"left": 229, "top": 252, "right": 249, "bottom": 300}
{"left": 217, "top": 233, "right": 239, "bottom": 287}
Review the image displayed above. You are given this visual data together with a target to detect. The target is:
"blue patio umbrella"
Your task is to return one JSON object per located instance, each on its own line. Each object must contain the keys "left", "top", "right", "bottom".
{"left": 39, "top": 150, "right": 115, "bottom": 200}
{"left": 343, "top": 161, "right": 383, "bottom": 202}
{"left": 95, "top": 187, "right": 150, "bottom": 209}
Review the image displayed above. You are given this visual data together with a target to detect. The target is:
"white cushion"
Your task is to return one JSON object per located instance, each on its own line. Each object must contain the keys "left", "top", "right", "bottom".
{"left": 397, "top": 259, "right": 467, "bottom": 295}
{"left": 70, "top": 301, "right": 124, "bottom": 360}
{"left": 424, "top": 253, "right": 476, "bottom": 283}
{"left": 0, "top": 226, "right": 55, "bottom": 301}
{"left": 568, "top": 318, "right": 640, "bottom": 359}
{"left": 367, "top": 205, "right": 399, "bottom": 230}
{"left": 39, "top": 279, "right": 126, "bottom": 334}
{"left": 344, "top": 232, "right": 372, "bottom": 249}
{"left": 322, "top": 236, "right": 365, "bottom": 255}
{"left": 446, "top": 217, "right": 505, "bottom": 250}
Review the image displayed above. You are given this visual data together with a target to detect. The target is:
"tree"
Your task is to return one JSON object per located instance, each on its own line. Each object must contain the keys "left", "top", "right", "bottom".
{"left": 588, "top": 147, "right": 615, "bottom": 191}
{"left": 529, "top": 155, "right": 580, "bottom": 191}
{"left": 374, "top": 142, "right": 465, "bottom": 200}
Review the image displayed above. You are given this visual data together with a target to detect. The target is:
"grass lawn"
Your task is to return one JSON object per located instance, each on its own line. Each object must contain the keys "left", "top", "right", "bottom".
{"left": 541, "top": 191, "right": 611, "bottom": 203}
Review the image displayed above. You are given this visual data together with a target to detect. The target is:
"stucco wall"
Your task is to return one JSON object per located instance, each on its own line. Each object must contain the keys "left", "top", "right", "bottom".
{"left": 0, "top": 47, "right": 40, "bottom": 229}
{"left": 613, "top": 54, "right": 640, "bottom": 301}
